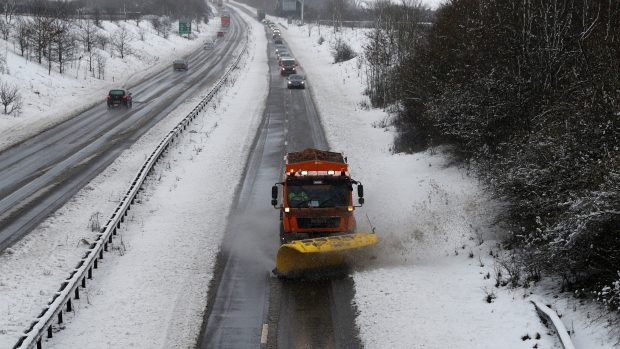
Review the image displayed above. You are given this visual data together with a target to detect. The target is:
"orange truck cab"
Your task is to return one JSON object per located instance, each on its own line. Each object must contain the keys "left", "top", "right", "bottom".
{"left": 272, "top": 149, "right": 364, "bottom": 243}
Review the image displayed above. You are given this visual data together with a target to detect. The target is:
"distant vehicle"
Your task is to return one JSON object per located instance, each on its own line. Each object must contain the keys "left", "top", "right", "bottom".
{"left": 274, "top": 37, "right": 283, "bottom": 44}
{"left": 276, "top": 50, "right": 290, "bottom": 59}
{"left": 279, "top": 58, "right": 297, "bottom": 76}
{"left": 278, "top": 55, "right": 293, "bottom": 65}
{"left": 173, "top": 59, "right": 189, "bottom": 71}
{"left": 257, "top": 10, "right": 265, "bottom": 21}
{"left": 274, "top": 44, "right": 286, "bottom": 54}
{"left": 221, "top": 12, "right": 230, "bottom": 27}
{"left": 217, "top": 30, "right": 224, "bottom": 37}
{"left": 272, "top": 32, "right": 281, "bottom": 39}
{"left": 287, "top": 74, "right": 305, "bottom": 89}
{"left": 204, "top": 40, "right": 215, "bottom": 49}
{"left": 107, "top": 89, "right": 132, "bottom": 108}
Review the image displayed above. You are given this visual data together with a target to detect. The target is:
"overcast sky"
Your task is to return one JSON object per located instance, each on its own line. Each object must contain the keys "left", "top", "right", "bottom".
{"left": 421, "top": 0, "right": 446, "bottom": 9}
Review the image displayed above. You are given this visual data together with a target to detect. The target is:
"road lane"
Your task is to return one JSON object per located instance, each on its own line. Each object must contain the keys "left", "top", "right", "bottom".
{"left": 199, "top": 9, "right": 362, "bottom": 349}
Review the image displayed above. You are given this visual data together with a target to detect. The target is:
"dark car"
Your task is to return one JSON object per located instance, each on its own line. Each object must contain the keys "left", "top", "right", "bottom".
{"left": 173, "top": 59, "right": 189, "bottom": 71}
{"left": 279, "top": 58, "right": 297, "bottom": 76}
{"left": 287, "top": 74, "right": 305, "bottom": 89}
{"left": 107, "top": 89, "right": 132, "bottom": 108}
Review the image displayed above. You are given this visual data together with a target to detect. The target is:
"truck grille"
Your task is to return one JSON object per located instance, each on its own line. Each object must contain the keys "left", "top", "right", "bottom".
{"left": 296, "top": 217, "right": 341, "bottom": 229}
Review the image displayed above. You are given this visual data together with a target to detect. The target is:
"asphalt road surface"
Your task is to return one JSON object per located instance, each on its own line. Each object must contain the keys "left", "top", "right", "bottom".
{"left": 198, "top": 8, "right": 362, "bottom": 349}
{"left": 0, "top": 12, "right": 247, "bottom": 251}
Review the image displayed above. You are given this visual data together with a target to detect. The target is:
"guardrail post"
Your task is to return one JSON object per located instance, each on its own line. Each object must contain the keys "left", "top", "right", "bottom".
{"left": 67, "top": 299, "right": 72, "bottom": 312}
{"left": 81, "top": 277, "right": 86, "bottom": 288}
{"left": 37, "top": 339, "right": 42, "bottom": 349}
{"left": 47, "top": 326, "right": 52, "bottom": 338}
{"left": 75, "top": 287, "right": 80, "bottom": 300}
{"left": 88, "top": 267, "right": 92, "bottom": 279}
{"left": 94, "top": 259, "right": 98, "bottom": 269}
{"left": 58, "top": 312, "right": 63, "bottom": 324}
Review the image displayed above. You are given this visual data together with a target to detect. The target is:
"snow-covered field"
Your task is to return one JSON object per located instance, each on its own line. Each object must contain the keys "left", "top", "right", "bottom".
{"left": 0, "top": 15, "right": 218, "bottom": 152}
{"left": 1, "top": 2, "right": 616, "bottom": 348}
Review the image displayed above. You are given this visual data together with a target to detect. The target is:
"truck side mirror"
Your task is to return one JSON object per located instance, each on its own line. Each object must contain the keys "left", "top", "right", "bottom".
{"left": 271, "top": 185, "right": 278, "bottom": 206}
{"left": 357, "top": 184, "right": 364, "bottom": 205}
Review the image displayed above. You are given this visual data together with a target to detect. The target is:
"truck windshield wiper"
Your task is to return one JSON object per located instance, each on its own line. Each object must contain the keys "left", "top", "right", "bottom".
{"left": 292, "top": 199, "right": 313, "bottom": 208}
{"left": 319, "top": 196, "right": 345, "bottom": 208}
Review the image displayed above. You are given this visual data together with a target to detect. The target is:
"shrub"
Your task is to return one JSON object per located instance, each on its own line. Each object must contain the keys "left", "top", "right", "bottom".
{"left": 331, "top": 38, "right": 356, "bottom": 63}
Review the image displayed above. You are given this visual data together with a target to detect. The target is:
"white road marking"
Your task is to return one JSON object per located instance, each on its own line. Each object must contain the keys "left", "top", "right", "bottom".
{"left": 261, "top": 324, "right": 269, "bottom": 344}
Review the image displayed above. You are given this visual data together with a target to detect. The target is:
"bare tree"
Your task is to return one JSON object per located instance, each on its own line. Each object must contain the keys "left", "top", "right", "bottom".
{"left": 93, "top": 7, "right": 102, "bottom": 27}
{"left": 29, "top": 9, "right": 54, "bottom": 65}
{"left": 0, "top": 0, "right": 16, "bottom": 23}
{"left": 0, "top": 18, "right": 10, "bottom": 40}
{"left": 52, "top": 19, "right": 76, "bottom": 74}
{"left": 94, "top": 51, "right": 106, "bottom": 79}
{"left": 0, "top": 81, "right": 22, "bottom": 115}
{"left": 150, "top": 17, "right": 162, "bottom": 36}
{"left": 110, "top": 24, "right": 132, "bottom": 58}
{"left": 79, "top": 19, "right": 97, "bottom": 53}
{"left": 79, "top": 19, "right": 98, "bottom": 72}
{"left": 132, "top": 12, "right": 142, "bottom": 26}
{"left": 160, "top": 16, "right": 172, "bottom": 39}
{"left": 13, "top": 18, "right": 31, "bottom": 57}
{"left": 95, "top": 32, "right": 109, "bottom": 51}
{"left": 138, "top": 25, "right": 146, "bottom": 41}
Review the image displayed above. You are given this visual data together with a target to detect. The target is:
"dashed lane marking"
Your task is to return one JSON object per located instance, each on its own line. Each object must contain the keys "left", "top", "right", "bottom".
{"left": 261, "top": 324, "right": 269, "bottom": 344}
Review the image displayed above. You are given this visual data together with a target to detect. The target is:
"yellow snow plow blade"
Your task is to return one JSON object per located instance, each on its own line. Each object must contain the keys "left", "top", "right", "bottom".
{"left": 275, "top": 232, "right": 378, "bottom": 276}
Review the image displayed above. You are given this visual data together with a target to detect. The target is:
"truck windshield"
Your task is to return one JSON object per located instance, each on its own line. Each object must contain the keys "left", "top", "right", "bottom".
{"left": 287, "top": 183, "right": 349, "bottom": 208}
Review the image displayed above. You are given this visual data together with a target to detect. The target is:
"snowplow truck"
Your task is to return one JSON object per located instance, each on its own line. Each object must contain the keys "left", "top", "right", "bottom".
{"left": 271, "top": 148, "right": 378, "bottom": 276}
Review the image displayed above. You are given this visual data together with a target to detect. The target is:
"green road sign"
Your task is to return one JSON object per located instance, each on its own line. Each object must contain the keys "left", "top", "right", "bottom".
{"left": 179, "top": 21, "right": 191, "bottom": 34}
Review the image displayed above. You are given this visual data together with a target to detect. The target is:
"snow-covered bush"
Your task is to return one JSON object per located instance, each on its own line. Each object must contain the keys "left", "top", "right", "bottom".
{"left": 362, "top": 0, "right": 620, "bottom": 313}
{"left": 331, "top": 38, "right": 356, "bottom": 63}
